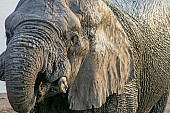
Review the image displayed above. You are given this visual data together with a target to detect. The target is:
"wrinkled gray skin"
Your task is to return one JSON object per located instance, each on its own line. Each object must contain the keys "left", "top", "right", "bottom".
{"left": 1, "top": 0, "right": 89, "bottom": 112}
{"left": 0, "top": 0, "right": 170, "bottom": 113}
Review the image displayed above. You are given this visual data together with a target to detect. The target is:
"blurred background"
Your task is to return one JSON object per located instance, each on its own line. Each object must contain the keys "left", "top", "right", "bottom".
{"left": 0, "top": 0, "right": 20, "bottom": 93}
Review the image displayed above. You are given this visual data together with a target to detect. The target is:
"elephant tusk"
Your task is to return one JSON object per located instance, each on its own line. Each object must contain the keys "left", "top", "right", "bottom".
{"left": 58, "top": 77, "right": 68, "bottom": 93}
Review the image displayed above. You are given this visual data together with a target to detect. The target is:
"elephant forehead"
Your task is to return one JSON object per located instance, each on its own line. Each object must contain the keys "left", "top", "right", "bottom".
{"left": 49, "top": 0, "right": 81, "bottom": 30}
{"left": 10, "top": 0, "right": 81, "bottom": 31}
{"left": 58, "top": 9, "right": 81, "bottom": 30}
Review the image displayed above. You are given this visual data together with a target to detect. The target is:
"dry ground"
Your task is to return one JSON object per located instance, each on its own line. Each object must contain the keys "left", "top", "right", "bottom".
{"left": 0, "top": 93, "right": 169, "bottom": 113}
{"left": 0, "top": 93, "right": 16, "bottom": 113}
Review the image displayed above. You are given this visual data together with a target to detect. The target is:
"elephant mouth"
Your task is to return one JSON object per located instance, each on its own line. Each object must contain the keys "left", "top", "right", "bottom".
{"left": 35, "top": 76, "right": 68, "bottom": 103}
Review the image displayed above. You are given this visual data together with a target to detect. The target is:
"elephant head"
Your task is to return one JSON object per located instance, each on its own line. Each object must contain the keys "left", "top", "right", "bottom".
{"left": 1, "top": 0, "right": 138, "bottom": 112}
{"left": 3, "top": 0, "right": 168, "bottom": 113}
{"left": 68, "top": 0, "right": 135, "bottom": 110}
{"left": 0, "top": 0, "right": 89, "bottom": 112}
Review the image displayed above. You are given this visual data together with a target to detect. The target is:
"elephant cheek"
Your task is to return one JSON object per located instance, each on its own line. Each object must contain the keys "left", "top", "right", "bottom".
{"left": 68, "top": 40, "right": 89, "bottom": 84}
{"left": 0, "top": 51, "right": 5, "bottom": 81}
{"left": 68, "top": 56, "right": 85, "bottom": 85}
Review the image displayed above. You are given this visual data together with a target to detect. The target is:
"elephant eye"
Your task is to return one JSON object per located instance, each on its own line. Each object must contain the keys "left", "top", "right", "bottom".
{"left": 70, "top": 32, "right": 79, "bottom": 46}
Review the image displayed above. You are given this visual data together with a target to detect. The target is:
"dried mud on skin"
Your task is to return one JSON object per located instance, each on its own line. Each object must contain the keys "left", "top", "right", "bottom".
{"left": 0, "top": 93, "right": 169, "bottom": 113}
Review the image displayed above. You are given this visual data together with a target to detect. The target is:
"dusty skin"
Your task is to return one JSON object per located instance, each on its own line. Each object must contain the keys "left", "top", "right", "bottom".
{"left": 0, "top": 93, "right": 169, "bottom": 113}
{"left": 0, "top": 0, "right": 169, "bottom": 112}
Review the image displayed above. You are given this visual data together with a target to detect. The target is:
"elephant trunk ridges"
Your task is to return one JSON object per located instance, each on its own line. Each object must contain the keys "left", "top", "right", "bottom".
{"left": 5, "top": 21, "right": 56, "bottom": 113}
{"left": 0, "top": 52, "right": 5, "bottom": 81}
{"left": 5, "top": 36, "right": 41, "bottom": 113}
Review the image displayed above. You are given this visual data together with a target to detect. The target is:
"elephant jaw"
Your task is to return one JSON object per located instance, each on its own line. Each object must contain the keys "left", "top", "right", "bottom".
{"left": 0, "top": 51, "right": 5, "bottom": 81}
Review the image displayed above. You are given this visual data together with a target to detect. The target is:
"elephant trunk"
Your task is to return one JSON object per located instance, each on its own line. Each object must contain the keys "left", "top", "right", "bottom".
{"left": 5, "top": 33, "right": 44, "bottom": 113}
{"left": 0, "top": 52, "right": 5, "bottom": 81}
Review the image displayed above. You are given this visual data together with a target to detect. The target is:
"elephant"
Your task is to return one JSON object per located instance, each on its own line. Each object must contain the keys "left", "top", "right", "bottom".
{"left": 0, "top": 0, "right": 169, "bottom": 113}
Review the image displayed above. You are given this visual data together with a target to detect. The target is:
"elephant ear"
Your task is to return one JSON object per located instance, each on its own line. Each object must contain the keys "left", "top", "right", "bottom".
{"left": 68, "top": 0, "right": 135, "bottom": 110}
